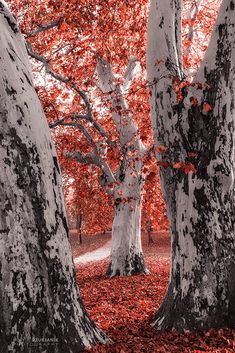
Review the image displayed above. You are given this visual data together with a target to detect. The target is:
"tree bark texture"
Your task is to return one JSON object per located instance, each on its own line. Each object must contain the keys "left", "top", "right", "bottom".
{"left": 0, "top": 2, "right": 108, "bottom": 351}
{"left": 147, "top": 0, "right": 235, "bottom": 330}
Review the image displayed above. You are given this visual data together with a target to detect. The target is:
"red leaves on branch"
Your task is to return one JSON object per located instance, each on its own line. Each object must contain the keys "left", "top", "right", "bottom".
{"left": 192, "top": 97, "right": 198, "bottom": 106}
{"left": 155, "top": 145, "right": 167, "bottom": 154}
{"left": 147, "top": 172, "right": 156, "bottom": 181}
{"left": 157, "top": 161, "right": 170, "bottom": 169}
{"left": 59, "top": 22, "right": 69, "bottom": 32}
{"left": 173, "top": 162, "right": 197, "bottom": 174}
{"left": 203, "top": 102, "right": 213, "bottom": 113}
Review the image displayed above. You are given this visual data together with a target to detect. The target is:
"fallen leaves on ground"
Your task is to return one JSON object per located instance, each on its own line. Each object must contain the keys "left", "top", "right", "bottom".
{"left": 75, "top": 233, "right": 235, "bottom": 353}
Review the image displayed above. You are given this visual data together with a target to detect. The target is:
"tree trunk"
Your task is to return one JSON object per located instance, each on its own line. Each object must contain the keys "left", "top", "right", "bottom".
{"left": 0, "top": 3, "right": 108, "bottom": 352}
{"left": 152, "top": 170, "right": 235, "bottom": 331}
{"left": 107, "top": 177, "right": 149, "bottom": 277}
{"left": 147, "top": 0, "right": 235, "bottom": 330}
{"left": 147, "top": 220, "right": 154, "bottom": 244}
{"left": 97, "top": 58, "right": 149, "bottom": 277}
{"left": 76, "top": 212, "right": 82, "bottom": 244}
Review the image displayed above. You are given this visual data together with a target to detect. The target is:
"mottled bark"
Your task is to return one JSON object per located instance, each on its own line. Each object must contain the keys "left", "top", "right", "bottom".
{"left": 97, "top": 58, "right": 149, "bottom": 277}
{"left": 0, "top": 2, "right": 108, "bottom": 351}
{"left": 147, "top": 0, "right": 235, "bottom": 330}
{"left": 107, "top": 184, "right": 149, "bottom": 277}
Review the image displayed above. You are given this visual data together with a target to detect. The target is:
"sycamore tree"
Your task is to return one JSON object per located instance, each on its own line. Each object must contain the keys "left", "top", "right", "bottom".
{"left": 6, "top": 0, "right": 160, "bottom": 277}
{"left": 55, "top": 58, "right": 152, "bottom": 276}
{"left": 0, "top": 2, "right": 108, "bottom": 351}
{"left": 147, "top": 0, "right": 235, "bottom": 330}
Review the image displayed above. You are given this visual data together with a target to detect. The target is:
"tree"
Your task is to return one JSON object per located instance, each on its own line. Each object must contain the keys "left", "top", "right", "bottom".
{"left": 0, "top": 2, "right": 108, "bottom": 351}
{"left": 6, "top": 0, "right": 167, "bottom": 277}
{"left": 6, "top": 0, "right": 157, "bottom": 277}
{"left": 147, "top": 0, "right": 235, "bottom": 330}
{"left": 63, "top": 57, "right": 151, "bottom": 276}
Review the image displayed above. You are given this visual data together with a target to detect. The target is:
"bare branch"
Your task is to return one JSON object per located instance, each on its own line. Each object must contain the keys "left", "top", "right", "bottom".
{"left": 49, "top": 113, "right": 90, "bottom": 129}
{"left": 59, "top": 122, "right": 94, "bottom": 145}
{"left": 26, "top": 42, "right": 69, "bottom": 83}
{"left": 26, "top": 20, "right": 61, "bottom": 38}
{"left": 65, "top": 151, "right": 116, "bottom": 185}
{"left": 26, "top": 43, "right": 113, "bottom": 144}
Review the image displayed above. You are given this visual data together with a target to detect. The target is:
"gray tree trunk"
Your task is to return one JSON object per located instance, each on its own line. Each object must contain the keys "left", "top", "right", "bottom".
{"left": 0, "top": 2, "right": 108, "bottom": 351}
{"left": 147, "top": 0, "right": 235, "bottom": 330}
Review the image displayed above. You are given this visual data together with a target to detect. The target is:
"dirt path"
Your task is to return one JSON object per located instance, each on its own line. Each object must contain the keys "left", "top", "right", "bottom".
{"left": 73, "top": 231, "right": 170, "bottom": 266}
{"left": 73, "top": 240, "right": 112, "bottom": 265}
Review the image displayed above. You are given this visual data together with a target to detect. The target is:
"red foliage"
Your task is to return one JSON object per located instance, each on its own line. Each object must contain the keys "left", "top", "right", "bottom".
{"left": 173, "top": 162, "right": 197, "bottom": 174}
{"left": 142, "top": 165, "right": 169, "bottom": 233}
{"left": 5, "top": 0, "right": 221, "bottom": 234}
{"left": 76, "top": 233, "right": 235, "bottom": 353}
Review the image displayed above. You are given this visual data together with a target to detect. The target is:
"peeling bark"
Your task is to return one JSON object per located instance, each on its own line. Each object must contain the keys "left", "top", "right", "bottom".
{"left": 147, "top": 0, "right": 235, "bottom": 330}
{"left": 0, "top": 2, "right": 108, "bottom": 351}
{"left": 97, "top": 58, "right": 149, "bottom": 277}
{"left": 107, "top": 181, "right": 149, "bottom": 277}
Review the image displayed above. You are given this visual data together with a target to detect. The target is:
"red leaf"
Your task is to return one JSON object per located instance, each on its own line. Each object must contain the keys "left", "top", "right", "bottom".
{"left": 155, "top": 145, "right": 167, "bottom": 154}
{"left": 192, "top": 97, "right": 198, "bottom": 106}
{"left": 204, "top": 102, "right": 212, "bottom": 112}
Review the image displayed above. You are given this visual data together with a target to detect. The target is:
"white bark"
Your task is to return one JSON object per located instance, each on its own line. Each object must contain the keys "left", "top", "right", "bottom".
{"left": 147, "top": 0, "right": 235, "bottom": 330}
{"left": 0, "top": 2, "right": 108, "bottom": 351}
{"left": 108, "top": 170, "right": 149, "bottom": 276}
{"left": 97, "top": 58, "right": 149, "bottom": 276}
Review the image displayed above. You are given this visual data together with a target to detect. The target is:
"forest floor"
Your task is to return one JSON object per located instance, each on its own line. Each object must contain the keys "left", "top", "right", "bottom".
{"left": 70, "top": 230, "right": 111, "bottom": 258}
{"left": 73, "top": 239, "right": 111, "bottom": 264}
{"left": 72, "top": 231, "right": 235, "bottom": 353}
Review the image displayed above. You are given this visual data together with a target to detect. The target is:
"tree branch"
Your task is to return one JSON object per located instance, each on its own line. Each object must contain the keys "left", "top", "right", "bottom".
{"left": 26, "top": 43, "right": 114, "bottom": 145}
{"left": 26, "top": 42, "right": 69, "bottom": 83}
{"left": 26, "top": 42, "right": 91, "bottom": 114}
{"left": 49, "top": 113, "right": 90, "bottom": 128}
{"left": 96, "top": 57, "right": 147, "bottom": 159}
{"left": 58, "top": 122, "right": 94, "bottom": 145}
{"left": 65, "top": 150, "right": 116, "bottom": 185}
{"left": 26, "top": 20, "right": 61, "bottom": 38}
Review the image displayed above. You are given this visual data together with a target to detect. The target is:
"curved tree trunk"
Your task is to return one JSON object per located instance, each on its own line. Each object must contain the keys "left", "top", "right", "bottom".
{"left": 0, "top": 3, "right": 108, "bottom": 352}
{"left": 147, "top": 0, "right": 235, "bottom": 330}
